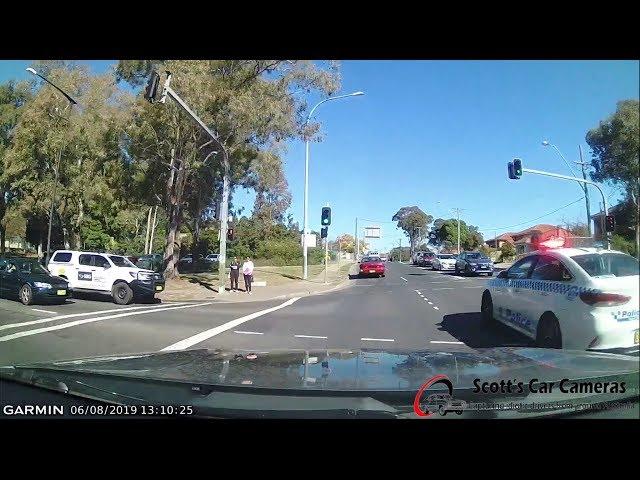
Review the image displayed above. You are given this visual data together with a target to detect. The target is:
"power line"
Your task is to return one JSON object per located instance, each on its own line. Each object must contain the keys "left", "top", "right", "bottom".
{"left": 478, "top": 197, "right": 585, "bottom": 232}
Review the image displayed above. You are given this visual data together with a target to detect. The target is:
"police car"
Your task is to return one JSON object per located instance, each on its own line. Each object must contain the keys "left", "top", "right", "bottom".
{"left": 480, "top": 247, "right": 639, "bottom": 353}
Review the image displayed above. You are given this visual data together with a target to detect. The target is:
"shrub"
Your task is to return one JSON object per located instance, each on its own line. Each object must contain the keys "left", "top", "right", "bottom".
{"left": 499, "top": 242, "right": 516, "bottom": 262}
{"left": 611, "top": 234, "right": 636, "bottom": 256}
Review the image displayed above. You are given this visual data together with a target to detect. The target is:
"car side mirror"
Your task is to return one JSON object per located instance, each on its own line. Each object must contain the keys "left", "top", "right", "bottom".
{"left": 497, "top": 270, "right": 508, "bottom": 279}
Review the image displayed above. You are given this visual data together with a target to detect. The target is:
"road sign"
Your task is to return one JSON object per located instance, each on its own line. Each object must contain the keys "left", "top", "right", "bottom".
{"left": 301, "top": 233, "right": 317, "bottom": 248}
{"left": 364, "top": 226, "right": 381, "bottom": 238}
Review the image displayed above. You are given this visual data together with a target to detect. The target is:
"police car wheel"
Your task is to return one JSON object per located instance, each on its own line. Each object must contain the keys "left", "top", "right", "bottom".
{"left": 536, "top": 314, "right": 562, "bottom": 349}
{"left": 481, "top": 292, "right": 495, "bottom": 325}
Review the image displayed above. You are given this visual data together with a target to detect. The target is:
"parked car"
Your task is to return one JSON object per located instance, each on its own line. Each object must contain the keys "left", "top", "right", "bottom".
{"left": 432, "top": 253, "right": 457, "bottom": 271}
{"left": 455, "top": 252, "right": 494, "bottom": 276}
{"left": 412, "top": 251, "right": 427, "bottom": 265}
{"left": 0, "top": 257, "right": 71, "bottom": 305}
{"left": 418, "top": 252, "right": 436, "bottom": 268}
{"left": 47, "top": 250, "right": 165, "bottom": 305}
{"left": 136, "top": 254, "right": 164, "bottom": 273}
{"left": 205, "top": 253, "right": 220, "bottom": 263}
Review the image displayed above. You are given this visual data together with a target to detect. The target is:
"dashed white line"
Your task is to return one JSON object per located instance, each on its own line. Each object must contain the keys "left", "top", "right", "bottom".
{"left": 161, "top": 297, "right": 300, "bottom": 351}
{"left": 430, "top": 340, "right": 463, "bottom": 345}
{"left": 0, "top": 303, "right": 210, "bottom": 342}
{"left": 400, "top": 277, "right": 408, "bottom": 282}
{"left": 427, "top": 301, "right": 433, "bottom": 305}
{"left": 234, "top": 331, "right": 264, "bottom": 335}
{"left": 423, "top": 298, "right": 429, "bottom": 301}
{"left": 433, "top": 306, "right": 440, "bottom": 310}
{"left": 31, "top": 309, "right": 57, "bottom": 314}
{"left": 294, "top": 334, "right": 328, "bottom": 339}
{"left": 361, "top": 337, "right": 395, "bottom": 342}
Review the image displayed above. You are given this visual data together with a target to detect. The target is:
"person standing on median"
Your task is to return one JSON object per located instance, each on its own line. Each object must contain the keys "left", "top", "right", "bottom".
{"left": 230, "top": 256, "right": 241, "bottom": 292}
{"left": 242, "top": 256, "right": 254, "bottom": 294}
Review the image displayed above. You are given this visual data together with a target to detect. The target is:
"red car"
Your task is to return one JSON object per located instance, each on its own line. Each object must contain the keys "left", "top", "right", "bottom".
{"left": 359, "top": 256, "right": 386, "bottom": 277}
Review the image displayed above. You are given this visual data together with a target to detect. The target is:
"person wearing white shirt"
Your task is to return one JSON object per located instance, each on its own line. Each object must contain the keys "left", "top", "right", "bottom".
{"left": 242, "top": 257, "right": 254, "bottom": 294}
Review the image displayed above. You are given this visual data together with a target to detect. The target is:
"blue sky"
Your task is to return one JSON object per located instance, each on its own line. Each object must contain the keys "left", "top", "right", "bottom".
{"left": 2, "top": 60, "right": 638, "bottom": 252}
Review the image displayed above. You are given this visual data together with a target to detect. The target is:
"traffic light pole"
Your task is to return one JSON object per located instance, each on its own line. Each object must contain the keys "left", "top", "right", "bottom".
{"left": 158, "top": 73, "right": 231, "bottom": 293}
{"left": 523, "top": 167, "right": 609, "bottom": 249}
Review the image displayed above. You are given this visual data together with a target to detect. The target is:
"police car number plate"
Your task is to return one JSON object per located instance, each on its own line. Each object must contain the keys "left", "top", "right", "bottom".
{"left": 634, "top": 330, "right": 639, "bottom": 345}
{"left": 155, "top": 285, "right": 163, "bottom": 291}
{"left": 56, "top": 290, "right": 66, "bottom": 296}
{"left": 369, "top": 270, "right": 376, "bottom": 273}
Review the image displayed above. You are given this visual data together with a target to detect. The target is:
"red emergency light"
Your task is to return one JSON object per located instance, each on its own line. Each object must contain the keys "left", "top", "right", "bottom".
{"left": 531, "top": 230, "right": 572, "bottom": 251}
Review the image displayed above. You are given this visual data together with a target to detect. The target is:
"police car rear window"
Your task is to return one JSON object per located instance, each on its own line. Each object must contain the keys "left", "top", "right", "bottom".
{"left": 572, "top": 253, "right": 639, "bottom": 278}
{"left": 53, "top": 252, "right": 72, "bottom": 262}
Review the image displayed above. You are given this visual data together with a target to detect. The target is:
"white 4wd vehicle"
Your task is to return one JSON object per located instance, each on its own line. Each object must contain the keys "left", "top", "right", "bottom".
{"left": 48, "top": 250, "right": 165, "bottom": 305}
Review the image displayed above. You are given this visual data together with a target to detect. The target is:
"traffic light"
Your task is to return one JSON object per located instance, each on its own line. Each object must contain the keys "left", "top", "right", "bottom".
{"left": 144, "top": 71, "right": 161, "bottom": 103}
{"left": 513, "top": 158, "right": 523, "bottom": 178}
{"left": 508, "top": 162, "right": 516, "bottom": 179}
{"left": 605, "top": 215, "right": 616, "bottom": 232}
{"left": 321, "top": 227, "right": 328, "bottom": 239}
{"left": 321, "top": 207, "right": 331, "bottom": 226}
{"left": 227, "top": 227, "right": 234, "bottom": 241}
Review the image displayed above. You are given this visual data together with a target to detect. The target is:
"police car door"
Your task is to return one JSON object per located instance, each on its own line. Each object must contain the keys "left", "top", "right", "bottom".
{"left": 528, "top": 254, "right": 574, "bottom": 336}
{"left": 502, "top": 255, "right": 539, "bottom": 336}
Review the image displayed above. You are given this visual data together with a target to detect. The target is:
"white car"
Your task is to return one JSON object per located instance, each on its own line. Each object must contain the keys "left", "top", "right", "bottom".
{"left": 432, "top": 253, "right": 457, "bottom": 271}
{"left": 205, "top": 254, "right": 220, "bottom": 262}
{"left": 481, "top": 247, "right": 639, "bottom": 353}
{"left": 179, "top": 254, "right": 203, "bottom": 264}
{"left": 48, "top": 250, "right": 165, "bottom": 305}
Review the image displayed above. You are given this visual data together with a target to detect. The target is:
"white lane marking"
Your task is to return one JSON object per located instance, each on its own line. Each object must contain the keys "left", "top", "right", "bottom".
{"left": 161, "top": 297, "right": 300, "bottom": 351}
{"left": 400, "top": 277, "right": 407, "bottom": 282}
{"left": 423, "top": 298, "right": 429, "bottom": 301}
{"left": 234, "top": 331, "right": 264, "bottom": 335}
{"left": 414, "top": 289, "right": 421, "bottom": 293}
{"left": 294, "top": 334, "right": 328, "bottom": 339}
{"left": 430, "top": 340, "right": 463, "bottom": 344}
{"left": 361, "top": 337, "right": 395, "bottom": 342}
{"left": 31, "top": 309, "right": 57, "bottom": 314}
{"left": 432, "top": 287, "right": 455, "bottom": 290}
{"left": 427, "top": 301, "right": 433, "bottom": 305}
{"left": 433, "top": 306, "right": 440, "bottom": 310}
{"left": 0, "top": 303, "right": 210, "bottom": 342}
{"left": 0, "top": 303, "right": 186, "bottom": 331}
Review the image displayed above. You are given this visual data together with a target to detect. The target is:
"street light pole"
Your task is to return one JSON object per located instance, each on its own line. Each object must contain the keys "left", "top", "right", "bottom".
{"left": 302, "top": 91, "right": 364, "bottom": 280}
{"left": 26, "top": 68, "right": 79, "bottom": 266}
{"left": 452, "top": 208, "right": 464, "bottom": 254}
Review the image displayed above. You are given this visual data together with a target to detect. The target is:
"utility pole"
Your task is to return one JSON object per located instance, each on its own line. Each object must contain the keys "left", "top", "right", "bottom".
{"left": 399, "top": 238, "right": 402, "bottom": 262}
{"left": 355, "top": 217, "right": 358, "bottom": 261}
{"left": 576, "top": 145, "right": 592, "bottom": 237}
{"left": 149, "top": 205, "right": 158, "bottom": 254}
{"left": 155, "top": 72, "right": 230, "bottom": 293}
{"left": 452, "top": 208, "right": 464, "bottom": 254}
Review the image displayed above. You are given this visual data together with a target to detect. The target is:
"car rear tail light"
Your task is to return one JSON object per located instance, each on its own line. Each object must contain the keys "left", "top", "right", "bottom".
{"left": 579, "top": 292, "right": 631, "bottom": 307}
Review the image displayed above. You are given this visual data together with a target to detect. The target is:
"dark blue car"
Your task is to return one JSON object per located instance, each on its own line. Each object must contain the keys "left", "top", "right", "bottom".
{"left": 0, "top": 257, "right": 71, "bottom": 305}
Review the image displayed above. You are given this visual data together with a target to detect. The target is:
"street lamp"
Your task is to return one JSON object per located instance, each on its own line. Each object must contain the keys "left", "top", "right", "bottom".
{"left": 302, "top": 91, "right": 364, "bottom": 279}
{"left": 26, "top": 67, "right": 79, "bottom": 266}
{"left": 542, "top": 140, "right": 592, "bottom": 237}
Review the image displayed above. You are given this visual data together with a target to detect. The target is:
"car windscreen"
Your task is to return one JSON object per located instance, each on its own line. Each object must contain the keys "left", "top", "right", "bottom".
{"left": 572, "top": 253, "right": 639, "bottom": 278}
{"left": 18, "top": 261, "right": 49, "bottom": 275}
{"left": 466, "top": 253, "right": 487, "bottom": 260}
{"left": 438, "top": 255, "right": 454, "bottom": 259}
{"left": 109, "top": 255, "right": 136, "bottom": 268}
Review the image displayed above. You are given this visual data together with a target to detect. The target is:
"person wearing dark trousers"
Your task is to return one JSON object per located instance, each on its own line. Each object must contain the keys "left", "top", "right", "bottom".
{"left": 242, "top": 256, "right": 254, "bottom": 294}
{"left": 229, "top": 257, "right": 240, "bottom": 292}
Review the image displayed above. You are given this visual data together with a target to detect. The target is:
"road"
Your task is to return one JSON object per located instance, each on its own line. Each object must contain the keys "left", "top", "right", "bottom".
{"left": 0, "top": 262, "right": 534, "bottom": 367}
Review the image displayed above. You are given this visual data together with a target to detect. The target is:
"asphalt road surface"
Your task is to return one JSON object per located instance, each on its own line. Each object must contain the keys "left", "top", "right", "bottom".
{"left": 0, "top": 262, "right": 534, "bottom": 366}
